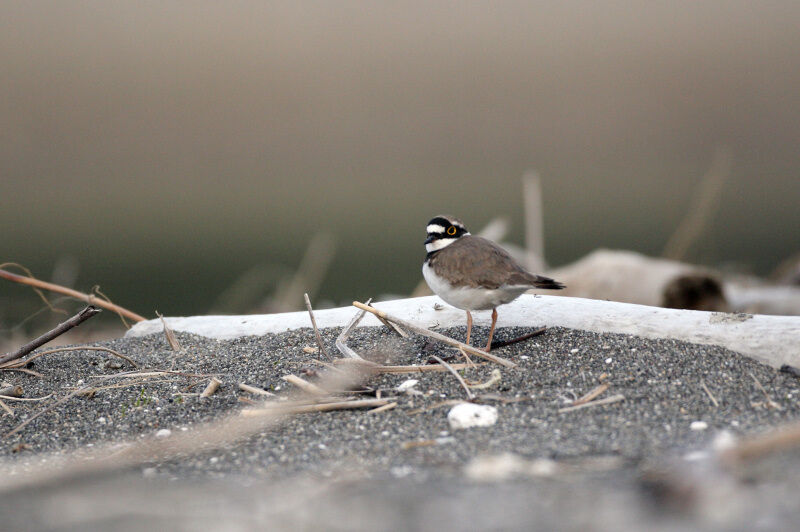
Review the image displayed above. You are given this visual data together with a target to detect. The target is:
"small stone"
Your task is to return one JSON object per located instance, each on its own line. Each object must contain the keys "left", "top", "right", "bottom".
{"left": 448, "top": 403, "right": 498, "bottom": 430}
{"left": 605, "top": 358, "right": 613, "bottom": 364}
{"left": 155, "top": 429, "right": 172, "bottom": 438}
{"left": 396, "top": 379, "right": 419, "bottom": 392}
{"left": 570, "top": 349, "right": 579, "bottom": 354}
{"left": 690, "top": 421, "right": 708, "bottom": 431}
{"left": 142, "top": 467, "right": 157, "bottom": 478}
{"left": 97, "top": 417, "right": 106, "bottom": 425}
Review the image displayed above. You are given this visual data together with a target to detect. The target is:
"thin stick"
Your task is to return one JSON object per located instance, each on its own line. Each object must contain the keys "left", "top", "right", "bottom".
{"left": 238, "top": 383, "right": 275, "bottom": 396}
{"left": 352, "top": 301, "right": 517, "bottom": 368}
{"left": 1, "top": 346, "right": 138, "bottom": 370}
{"left": 0, "top": 268, "right": 146, "bottom": 322}
{"left": 304, "top": 293, "right": 330, "bottom": 359}
{"left": 0, "top": 394, "right": 52, "bottom": 402}
{"left": 368, "top": 402, "right": 398, "bottom": 414}
{"left": 281, "top": 374, "right": 330, "bottom": 397}
{"left": 200, "top": 377, "right": 222, "bottom": 398}
{"left": 157, "top": 311, "right": 182, "bottom": 352}
{"left": 558, "top": 394, "right": 625, "bottom": 413}
{"left": 0, "top": 306, "right": 102, "bottom": 366}
{"left": 490, "top": 327, "right": 547, "bottom": 350}
{"left": 241, "top": 398, "right": 392, "bottom": 417}
{"left": 570, "top": 383, "right": 609, "bottom": 407}
{"left": 0, "top": 399, "right": 13, "bottom": 416}
{"left": 336, "top": 298, "right": 372, "bottom": 360}
{"left": 458, "top": 346, "right": 477, "bottom": 368}
{"left": 466, "top": 369, "right": 502, "bottom": 390}
{"left": 431, "top": 355, "right": 474, "bottom": 400}
{"left": 700, "top": 379, "right": 719, "bottom": 407}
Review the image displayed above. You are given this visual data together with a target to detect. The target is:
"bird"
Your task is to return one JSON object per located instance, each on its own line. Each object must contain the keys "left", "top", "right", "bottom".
{"left": 422, "top": 215, "right": 565, "bottom": 351}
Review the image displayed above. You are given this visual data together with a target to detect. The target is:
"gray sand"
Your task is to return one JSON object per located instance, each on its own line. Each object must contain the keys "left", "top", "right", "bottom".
{"left": 1, "top": 324, "right": 799, "bottom": 530}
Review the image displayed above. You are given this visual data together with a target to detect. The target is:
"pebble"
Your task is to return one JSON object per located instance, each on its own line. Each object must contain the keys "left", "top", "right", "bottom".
{"left": 155, "top": 429, "right": 172, "bottom": 438}
{"left": 448, "top": 403, "right": 498, "bottom": 429}
{"left": 690, "top": 421, "right": 708, "bottom": 431}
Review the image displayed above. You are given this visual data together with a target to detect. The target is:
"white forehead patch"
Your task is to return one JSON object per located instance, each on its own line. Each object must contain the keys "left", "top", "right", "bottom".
{"left": 426, "top": 237, "right": 456, "bottom": 252}
{"left": 426, "top": 224, "right": 446, "bottom": 234}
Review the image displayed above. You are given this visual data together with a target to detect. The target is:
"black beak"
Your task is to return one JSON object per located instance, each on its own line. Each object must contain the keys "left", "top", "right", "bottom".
{"left": 424, "top": 235, "right": 435, "bottom": 245}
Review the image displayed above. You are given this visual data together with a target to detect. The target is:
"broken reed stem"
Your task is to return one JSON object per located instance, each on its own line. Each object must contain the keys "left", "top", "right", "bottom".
{"left": 431, "top": 355, "right": 474, "bottom": 400}
{"left": 304, "top": 293, "right": 330, "bottom": 359}
{"left": 238, "top": 383, "right": 275, "bottom": 396}
{"left": 558, "top": 394, "right": 625, "bottom": 413}
{"left": 749, "top": 372, "right": 781, "bottom": 409}
{"left": 281, "top": 374, "right": 330, "bottom": 397}
{"left": 0, "top": 268, "right": 146, "bottom": 322}
{"left": 700, "top": 379, "right": 719, "bottom": 407}
{"left": 368, "top": 401, "right": 398, "bottom": 414}
{"left": 200, "top": 378, "right": 222, "bottom": 398}
{"left": 465, "top": 369, "right": 502, "bottom": 390}
{"left": 157, "top": 312, "right": 183, "bottom": 352}
{"left": 0, "top": 399, "right": 13, "bottom": 416}
{"left": 335, "top": 298, "right": 372, "bottom": 359}
{"left": 0, "top": 306, "right": 102, "bottom": 366}
{"left": 571, "top": 383, "right": 609, "bottom": 407}
{"left": 1, "top": 345, "right": 138, "bottom": 370}
{"left": 241, "top": 398, "right": 392, "bottom": 417}
{"left": 352, "top": 301, "right": 517, "bottom": 369}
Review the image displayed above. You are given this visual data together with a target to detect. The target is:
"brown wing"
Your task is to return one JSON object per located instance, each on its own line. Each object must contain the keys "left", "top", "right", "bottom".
{"left": 431, "top": 236, "right": 565, "bottom": 289}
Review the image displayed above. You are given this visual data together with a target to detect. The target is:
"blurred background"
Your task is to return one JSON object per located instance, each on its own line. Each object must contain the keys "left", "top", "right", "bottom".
{"left": 2, "top": 1, "right": 799, "bottom": 339}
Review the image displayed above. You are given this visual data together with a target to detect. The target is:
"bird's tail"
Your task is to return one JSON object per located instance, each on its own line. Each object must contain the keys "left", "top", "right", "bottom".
{"left": 530, "top": 275, "right": 565, "bottom": 290}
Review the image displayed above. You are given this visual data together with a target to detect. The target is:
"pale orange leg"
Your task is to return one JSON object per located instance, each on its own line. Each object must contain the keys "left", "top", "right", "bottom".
{"left": 485, "top": 308, "right": 498, "bottom": 352}
{"left": 465, "top": 311, "right": 473, "bottom": 345}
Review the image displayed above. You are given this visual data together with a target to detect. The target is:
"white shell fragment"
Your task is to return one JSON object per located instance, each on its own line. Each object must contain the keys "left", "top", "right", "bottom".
{"left": 690, "top": 421, "right": 708, "bottom": 431}
{"left": 448, "top": 403, "right": 498, "bottom": 429}
{"left": 396, "top": 379, "right": 419, "bottom": 392}
{"left": 155, "top": 429, "right": 172, "bottom": 438}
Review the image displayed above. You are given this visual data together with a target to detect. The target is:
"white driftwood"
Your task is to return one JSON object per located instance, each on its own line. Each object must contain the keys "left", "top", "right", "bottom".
{"left": 126, "top": 295, "right": 800, "bottom": 369}
{"left": 548, "top": 249, "right": 800, "bottom": 315}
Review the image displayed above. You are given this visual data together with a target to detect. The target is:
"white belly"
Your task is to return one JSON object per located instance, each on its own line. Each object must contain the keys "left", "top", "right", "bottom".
{"left": 422, "top": 262, "right": 528, "bottom": 311}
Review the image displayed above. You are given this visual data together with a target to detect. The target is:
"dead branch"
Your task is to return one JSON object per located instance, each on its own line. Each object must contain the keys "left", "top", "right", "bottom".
{"left": 0, "top": 268, "right": 146, "bottom": 322}
{"left": 352, "top": 301, "right": 517, "bottom": 368}
{"left": 0, "top": 306, "right": 101, "bottom": 366}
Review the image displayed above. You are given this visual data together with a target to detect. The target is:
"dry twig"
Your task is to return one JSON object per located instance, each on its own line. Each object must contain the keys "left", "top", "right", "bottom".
{"left": 241, "top": 398, "right": 392, "bottom": 417}
{"left": 749, "top": 372, "right": 781, "bottom": 409}
{"left": 0, "top": 268, "right": 145, "bottom": 322}
{"left": 238, "top": 383, "right": 275, "bottom": 396}
{"left": 281, "top": 374, "right": 330, "bottom": 397}
{"left": 336, "top": 298, "right": 372, "bottom": 359}
{"left": 1, "top": 345, "right": 138, "bottom": 370}
{"left": 352, "top": 301, "right": 517, "bottom": 368}
{"left": 700, "top": 379, "right": 719, "bottom": 407}
{"left": 0, "top": 306, "right": 102, "bottom": 366}
{"left": 570, "top": 383, "right": 610, "bottom": 407}
{"left": 157, "top": 311, "right": 183, "bottom": 352}
{"left": 200, "top": 377, "right": 222, "bottom": 398}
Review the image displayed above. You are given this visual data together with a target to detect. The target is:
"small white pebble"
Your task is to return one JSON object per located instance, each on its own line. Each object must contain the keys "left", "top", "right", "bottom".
{"left": 381, "top": 430, "right": 390, "bottom": 437}
{"left": 396, "top": 379, "right": 419, "bottom": 392}
{"left": 690, "top": 421, "right": 708, "bottom": 431}
{"left": 731, "top": 420, "right": 740, "bottom": 427}
{"left": 97, "top": 417, "right": 106, "bottom": 425}
{"left": 155, "top": 429, "right": 172, "bottom": 438}
{"left": 439, "top": 431, "right": 449, "bottom": 437}
{"left": 448, "top": 403, "right": 498, "bottom": 430}
{"left": 683, "top": 451, "right": 709, "bottom": 461}
{"left": 570, "top": 349, "right": 579, "bottom": 354}
{"left": 520, "top": 355, "right": 530, "bottom": 360}
{"left": 180, "top": 427, "right": 188, "bottom": 432}
{"left": 712, "top": 430, "right": 737, "bottom": 452}
{"left": 605, "top": 357, "right": 613, "bottom": 364}
{"left": 318, "top": 443, "right": 327, "bottom": 450}
{"left": 209, "top": 457, "right": 219, "bottom": 464}
{"left": 142, "top": 467, "right": 157, "bottom": 478}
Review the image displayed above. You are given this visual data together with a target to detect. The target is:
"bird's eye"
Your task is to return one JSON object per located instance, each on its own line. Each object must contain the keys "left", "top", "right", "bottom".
{"left": 447, "top": 226, "right": 457, "bottom": 236}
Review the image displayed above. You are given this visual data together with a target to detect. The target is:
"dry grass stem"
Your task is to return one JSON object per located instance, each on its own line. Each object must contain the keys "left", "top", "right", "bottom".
{"left": 241, "top": 398, "right": 392, "bottom": 417}
{"left": 335, "top": 298, "right": 372, "bottom": 360}
{"left": 368, "top": 401, "right": 398, "bottom": 413}
{"left": 558, "top": 394, "right": 625, "bottom": 413}
{"left": 238, "top": 383, "right": 275, "bottom": 396}
{"left": 352, "top": 301, "right": 517, "bottom": 368}
{"left": 700, "top": 379, "right": 719, "bottom": 407}
{"left": 304, "top": 293, "right": 330, "bottom": 359}
{"left": 402, "top": 439, "right": 438, "bottom": 450}
{"left": 332, "top": 358, "right": 484, "bottom": 374}
{"left": 1, "top": 346, "right": 138, "bottom": 370}
{"left": 0, "top": 267, "right": 146, "bottom": 322}
{"left": 431, "top": 355, "right": 474, "bottom": 400}
{"left": 570, "top": 383, "right": 610, "bottom": 407}
{"left": 200, "top": 377, "right": 222, "bottom": 398}
{"left": 0, "top": 394, "right": 53, "bottom": 402}
{"left": 0, "top": 399, "right": 13, "bottom": 416}
{"left": 281, "top": 374, "right": 330, "bottom": 397}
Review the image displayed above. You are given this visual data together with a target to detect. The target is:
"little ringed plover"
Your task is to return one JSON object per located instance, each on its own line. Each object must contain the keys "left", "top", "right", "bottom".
{"left": 422, "top": 215, "right": 565, "bottom": 351}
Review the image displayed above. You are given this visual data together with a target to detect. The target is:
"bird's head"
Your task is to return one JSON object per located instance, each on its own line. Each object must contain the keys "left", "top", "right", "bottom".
{"left": 424, "top": 215, "right": 470, "bottom": 252}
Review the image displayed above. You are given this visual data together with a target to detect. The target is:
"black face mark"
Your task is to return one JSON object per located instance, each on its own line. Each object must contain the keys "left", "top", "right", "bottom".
{"left": 424, "top": 216, "right": 468, "bottom": 244}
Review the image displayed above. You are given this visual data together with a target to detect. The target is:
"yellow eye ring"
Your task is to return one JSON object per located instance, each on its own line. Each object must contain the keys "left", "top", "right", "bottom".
{"left": 446, "top": 226, "right": 457, "bottom": 236}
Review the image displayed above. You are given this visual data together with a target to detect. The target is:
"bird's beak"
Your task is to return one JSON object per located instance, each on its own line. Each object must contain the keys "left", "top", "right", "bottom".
{"left": 424, "top": 235, "right": 434, "bottom": 245}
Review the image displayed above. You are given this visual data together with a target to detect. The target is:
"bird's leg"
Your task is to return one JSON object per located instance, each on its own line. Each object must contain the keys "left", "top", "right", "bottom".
{"left": 465, "top": 311, "right": 473, "bottom": 346}
{"left": 485, "top": 308, "right": 498, "bottom": 352}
